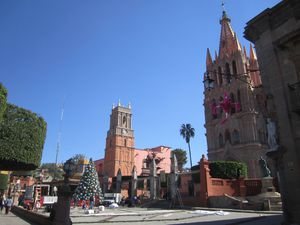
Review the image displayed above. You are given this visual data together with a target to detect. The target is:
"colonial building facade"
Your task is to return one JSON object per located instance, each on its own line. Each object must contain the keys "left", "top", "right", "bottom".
{"left": 245, "top": 0, "right": 300, "bottom": 223}
{"left": 95, "top": 103, "right": 171, "bottom": 179}
{"left": 203, "top": 11, "right": 270, "bottom": 178}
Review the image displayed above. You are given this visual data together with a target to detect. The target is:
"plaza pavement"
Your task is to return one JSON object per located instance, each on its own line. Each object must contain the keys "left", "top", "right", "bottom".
{"left": 0, "top": 206, "right": 283, "bottom": 225}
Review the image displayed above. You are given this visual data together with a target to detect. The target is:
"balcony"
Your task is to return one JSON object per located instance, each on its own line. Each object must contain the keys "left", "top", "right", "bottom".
{"left": 288, "top": 81, "right": 300, "bottom": 115}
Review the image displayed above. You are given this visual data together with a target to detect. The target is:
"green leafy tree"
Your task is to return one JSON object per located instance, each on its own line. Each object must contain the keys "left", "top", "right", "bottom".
{"left": 180, "top": 124, "right": 195, "bottom": 169}
{"left": 172, "top": 149, "right": 187, "bottom": 172}
{"left": 73, "top": 158, "right": 102, "bottom": 201}
{"left": 39, "top": 163, "right": 64, "bottom": 181}
{"left": 0, "top": 83, "right": 7, "bottom": 123}
{"left": 0, "top": 103, "right": 47, "bottom": 171}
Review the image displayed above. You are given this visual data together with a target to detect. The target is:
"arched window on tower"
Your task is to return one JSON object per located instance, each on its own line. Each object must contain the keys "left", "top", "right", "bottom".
{"left": 237, "top": 89, "right": 242, "bottom": 111}
{"left": 211, "top": 98, "right": 217, "bottom": 119}
{"left": 232, "top": 60, "right": 237, "bottom": 78}
{"left": 232, "top": 130, "right": 240, "bottom": 144}
{"left": 124, "top": 139, "right": 127, "bottom": 147}
{"left": 218, "top": 66, "right": 223, "bottom": 85}
{"left": 225, "top": 129, "right": 231, "bottom": 143}
{"left": 213, "top": 70, "right": 217, "bottom": 86}
{"left": 219, "top": 133, "right": 224, "bottom": 147}
{"left": 123, "top": 116, "right": 127, "bottom": 127}
{"left": 230, "top": 92, "right": 236, "bottom": 114}
{"left": 225, "top": 63, "right": 231, "bottom": 84}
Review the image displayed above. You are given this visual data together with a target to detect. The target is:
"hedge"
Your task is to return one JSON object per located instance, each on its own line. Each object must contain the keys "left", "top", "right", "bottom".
{"left": 209, "top": 161, "right": 247, "bottom": 179}
{"left": 0, "top": 104, "right": 47, "bottom": 171}
{"left": 0, "top": 83, "right": 7, "bottom": 123}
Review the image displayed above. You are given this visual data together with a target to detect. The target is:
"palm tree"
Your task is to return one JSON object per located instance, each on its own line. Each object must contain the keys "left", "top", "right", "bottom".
{"left": 180, "top": 124, "right": 195, "bottom": 170}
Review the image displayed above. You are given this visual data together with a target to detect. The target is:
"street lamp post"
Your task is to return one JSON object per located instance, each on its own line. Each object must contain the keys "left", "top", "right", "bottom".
{"left": 53, "top": 159, "right": 76, "bottom": 225}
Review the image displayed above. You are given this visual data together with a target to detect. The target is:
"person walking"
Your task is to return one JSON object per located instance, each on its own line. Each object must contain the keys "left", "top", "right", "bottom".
{"left": 0, "top": 195, "right": 4, "bottom": 212}
{"left": 5, "top": 196, "right": 13, "bottom": 214}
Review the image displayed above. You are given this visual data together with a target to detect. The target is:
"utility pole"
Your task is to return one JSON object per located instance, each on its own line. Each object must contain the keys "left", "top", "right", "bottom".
{"left": 55, "top": 97, "right": 65, "bottom": 173}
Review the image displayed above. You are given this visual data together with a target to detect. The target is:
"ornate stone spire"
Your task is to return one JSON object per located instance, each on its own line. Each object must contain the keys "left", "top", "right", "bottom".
{"left": 218, "top": 10, "right": 240, "bottom": 59}
{"left": 206, "top": 48, "right": 213, "bottom": 69}
{"left": 249, "top": 44, "right": 257, "bottom": 60}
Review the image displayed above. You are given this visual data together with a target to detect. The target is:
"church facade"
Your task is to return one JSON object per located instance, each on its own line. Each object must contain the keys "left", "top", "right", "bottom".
{"left": 95, "top": 102, "right": 171, "bottom": 178}
{"left": 203, "top": 10, "right": 270, "bottom": 178}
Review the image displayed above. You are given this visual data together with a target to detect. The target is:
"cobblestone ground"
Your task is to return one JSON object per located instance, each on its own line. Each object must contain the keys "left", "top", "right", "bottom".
{"left": 68, "top": 207, "right": 282, "bottom": 225}
{"left": 0, "top": 207, "right": 283, "bottom": 225}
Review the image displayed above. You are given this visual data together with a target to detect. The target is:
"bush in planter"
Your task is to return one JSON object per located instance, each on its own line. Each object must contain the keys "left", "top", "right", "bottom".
{"left": 209, "top": 161, "right": 247, "bottom": 179}
{"left": 0, "top": 104, "right": 47, "bottom": 171}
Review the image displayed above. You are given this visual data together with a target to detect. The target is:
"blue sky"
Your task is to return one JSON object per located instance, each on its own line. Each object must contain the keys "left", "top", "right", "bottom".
{"left": 0, "top": 0, "right": 280, "bottom": 166}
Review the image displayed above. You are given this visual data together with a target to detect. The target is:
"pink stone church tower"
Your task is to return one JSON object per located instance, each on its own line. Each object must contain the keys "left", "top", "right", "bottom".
{"left": 203, "top": 10, "right": 269, "bottom": 178}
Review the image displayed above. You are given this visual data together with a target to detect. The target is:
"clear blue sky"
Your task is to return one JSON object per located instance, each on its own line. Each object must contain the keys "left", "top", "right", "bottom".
{"left": 0, "top": 0, "right": 280, "bottom": 166}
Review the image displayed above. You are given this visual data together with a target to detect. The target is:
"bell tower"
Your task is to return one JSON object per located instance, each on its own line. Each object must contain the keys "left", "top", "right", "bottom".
{"left": 104, "top": 102, "right": 135, "bottom": 177}
{"left": 203, "top": 10, "right": 270, "bottom": 178}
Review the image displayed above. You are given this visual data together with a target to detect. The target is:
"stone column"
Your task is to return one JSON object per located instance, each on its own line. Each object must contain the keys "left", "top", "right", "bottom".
{"left": 131, "top": 166, "right": 137, "bottom": 198}
{"left": 150, "top": 158, "right": 157, "bottom": 200}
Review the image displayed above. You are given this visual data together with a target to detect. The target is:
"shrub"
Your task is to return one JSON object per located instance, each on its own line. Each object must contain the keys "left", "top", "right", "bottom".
{"left": 209, "top": 161, "right": 247, "bottom": 179}
{"left": 0, "top": 104, "right": 47, "bottom": 171}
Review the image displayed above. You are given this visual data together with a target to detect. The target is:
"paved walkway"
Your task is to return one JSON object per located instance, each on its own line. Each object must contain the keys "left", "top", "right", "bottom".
{"left": 0, "top": 207, "right": 283, "bottom": 225}
{"left": 0, "top": 210, "right": 35, "bottom": 225}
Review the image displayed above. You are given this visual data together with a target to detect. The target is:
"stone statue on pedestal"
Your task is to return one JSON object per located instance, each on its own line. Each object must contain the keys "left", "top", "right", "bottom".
{"left": 259, "top": 156, "right": 271, "bottom": 177}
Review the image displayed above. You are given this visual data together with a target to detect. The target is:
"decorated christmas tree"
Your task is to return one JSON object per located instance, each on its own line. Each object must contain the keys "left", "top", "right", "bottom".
{"left": 73, "top": 158, "right": 102, "bottom": 201}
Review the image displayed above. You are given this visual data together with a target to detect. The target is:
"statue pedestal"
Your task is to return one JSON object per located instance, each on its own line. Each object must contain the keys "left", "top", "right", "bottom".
{"left": 247, "top": 177, "right": 281, "bottom": 211}
{"left": 261, "top": 177, "right": 275, "bottom": 193}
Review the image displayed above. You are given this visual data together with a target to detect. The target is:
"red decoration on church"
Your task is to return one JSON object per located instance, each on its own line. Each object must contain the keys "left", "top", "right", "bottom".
{"left": 211, "top": 92, "right": 241, "bottom": 124}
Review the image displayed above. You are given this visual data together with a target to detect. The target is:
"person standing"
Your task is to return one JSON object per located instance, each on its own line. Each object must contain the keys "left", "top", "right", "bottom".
{"left": 89, "top": 196, "right": 94, "bottom": 209}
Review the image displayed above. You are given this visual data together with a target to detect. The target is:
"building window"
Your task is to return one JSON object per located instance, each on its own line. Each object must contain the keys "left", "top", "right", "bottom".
{"left": 225, "top": 129, "right": 231, "bottom": 143}
{"left": 230, "top": 93, "right": 236, "bottom": 114}
{"left": 211, "top": 99, "right": 217, "bottom": 119}
{"left": 225, "top": 63, "right": 231, "bottom": 84}
{"left": 219, "top": 133, "right": 224, "bottom": 147}
{"left": 218, "top": 66, "right": 223, "bottom": 85}
{"left": 232, "top": 130, "right": 240, "bottom": 144}
{"left": 124, "top": 139, "right": 127, "bottom": 147}
{"left": 237, "top": 89, "right": 242, "bottom": 111}
{"left": 123, "top": 116, "right": 127, "bottom": 127}
{"left": 232, "top": 60, "right": 237, "bottom": 77}
{"left": 213, "top": 70, "right": 217, "bottom": 86}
